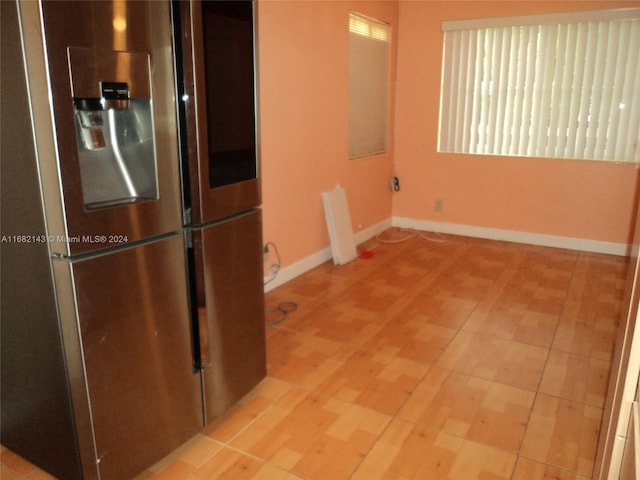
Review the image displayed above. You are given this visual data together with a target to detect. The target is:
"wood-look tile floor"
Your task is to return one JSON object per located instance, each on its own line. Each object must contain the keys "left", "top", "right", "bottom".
{"left": 1, "top": 230, "right": 629, "bottom": 480}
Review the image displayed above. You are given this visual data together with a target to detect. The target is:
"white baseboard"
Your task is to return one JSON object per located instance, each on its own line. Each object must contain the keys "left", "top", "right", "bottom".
{"left": 392, "top": 216, "right": 630, "bottom": 257}
{"left": 264, "top": 216, "right": 628, "bottom": 292}
{"left": 355, "top": 217, "right": 393, "bottom": 246}
{"left": 263, "top": 247, "right": 331, "bottom": 292}
{"left": 264, "top": 218, "right": 392, "bottom": 292}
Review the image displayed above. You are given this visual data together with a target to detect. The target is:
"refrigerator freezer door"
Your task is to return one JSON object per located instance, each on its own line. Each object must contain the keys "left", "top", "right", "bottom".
{"left": 54, "top": 235, "right": 201, "bottom": 480}
{"left": 194, "top": 209, "right": 266, "bottom": 421}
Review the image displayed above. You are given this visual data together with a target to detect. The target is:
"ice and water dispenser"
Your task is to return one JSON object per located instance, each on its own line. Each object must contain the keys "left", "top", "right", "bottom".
{"left": 69, "top": 47, "right": 158, "bottom": 209}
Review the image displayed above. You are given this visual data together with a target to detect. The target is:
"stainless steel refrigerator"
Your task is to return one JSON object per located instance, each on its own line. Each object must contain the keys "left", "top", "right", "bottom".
{"left": 1, "top": 1, "right": 265, "bottom": 479}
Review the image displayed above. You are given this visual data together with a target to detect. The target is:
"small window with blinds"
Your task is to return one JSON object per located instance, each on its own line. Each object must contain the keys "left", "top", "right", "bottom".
{"left": 349, "top": 12, "right": 390, "bottom": 159}
{"left": 438, "top": 9, "right": 640, "bottom": 163}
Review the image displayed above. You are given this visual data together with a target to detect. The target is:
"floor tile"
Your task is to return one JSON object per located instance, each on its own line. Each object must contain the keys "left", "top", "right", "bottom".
{"left": 398, "top": 367, "right": 535, "bottom": 452}
{"left": 360, "top": 258, "right": 439, "bottom": 290}
{"left": 351, "top": 418, "right": 516, "bottom": 480}
{"left": 539, "top": 350, "right": 611, "bottom": 407}
{"left": 332, "top": 279, "right": 409, "bottom": 313}
{"left": 520, "top": 393, "right": 603, "bottom": 476}
{"left": 204, "top": 378, "right": 293, "bottom": 444}
{"left": 270, "top": 266, "right": 355, "bottom": 300}
{"left": 1, "top": 465, "right": 24, "bottom": 480}
{"left": 23, "top": 469, "right": 58, "bottom": 480}
{"left": 298, "top": 344, "right": 430, "bottom": 415}
{"left": 552, "top": 316, "right": 619, "bottom": 361}
{"left": 362, "top": 311, "right": 458, "bottom": 363}
{"left": 140, "top": 458, "right": 197, "bottom": 480}
{"left": 498, "top": 281, "right": 568, "bottom": 316}
{"left": 0, "top": 449, "right": 38, "bottom": 477}
{"left": 192, "top": 447, "right": 301, "bottom": 480}
{"left": 229, "top": 387, "right": 391, "bottom": 479}
{"left": 138, "top": 435, "right": 223, "bottom": 478}
{"left": 463, "top": 307, "right": 559, "bottom": 348}
{"left": 265, "top": 328, "right": 342, "bottom": 384}
{"left": 401, "top": 292, "right": 477, "bottom": 330}
{"left": 435, "top": 331, "right": 548, "bottom": 391}
{"left": 511, "top": 456, "right": 591, "bottom": 480}
{"left": 282, "top": 301, "right": 387, "bottom": 347}
{"left": 561, "top": 254, "right": 627, "bottom": 324}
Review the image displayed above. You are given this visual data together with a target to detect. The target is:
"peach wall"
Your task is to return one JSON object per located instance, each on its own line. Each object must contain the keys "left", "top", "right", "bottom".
{"left": 394, "top": 0, "right": 640, "bottom": 245}
{"left": 257, "top": 0, "right": 398, "bottom": 268}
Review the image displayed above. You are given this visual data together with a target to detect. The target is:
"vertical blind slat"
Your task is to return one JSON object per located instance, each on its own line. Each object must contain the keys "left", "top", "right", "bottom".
{"left": 555, "top": 24, "right": 575, "bottom": 158}
{"left": 574, "top": 22, "right": 598, "bottom": 159}
{"left": 597, "top": 22, "right": 619, "bottom": 159}
{"left": 535, "top": 25, "right": 556, "bottom": 156}
{"left": 488, "top": 29, "right": 502, "bottom": 153}
{"left": 439, "top": 31, "right": 454, "bottom": 151}
{"left": 470, "top": 29, "right": 484, "bottom": 153}
{"left": 582, "top": 22, "right": 606, "bottom": 159}
{"left": 511, "top": 27, "right": 526, "bottom": 155}
{"left": 493, "top": 28, "right": 510, "bottom": 153}
{"left": 564, "top": 23, "right": 588, "bottom": 159}
{"left": 454, "top": 30, "right": 468, "bottom": 152}
{"left": 508, "top": 27, "right": 519, "bottom": 155}
{"left": 546, "top": 24, "right": 565, "bottom": 158}
{"left": 603, "top": 22, "right": 621, "bottom": 159}
{"left": 516, "top": 27, "right": 530, "bottom": 156}
{"left": 462, "top": 30, "right": 477, "bottom": 152}
{"left": 478, "top": 30, "right": 492, "bottom": 153}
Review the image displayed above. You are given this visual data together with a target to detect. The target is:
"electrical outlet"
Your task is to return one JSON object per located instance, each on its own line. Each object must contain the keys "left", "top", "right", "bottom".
{"left": 434, "top": 199, "right": 443, "bottom": 212}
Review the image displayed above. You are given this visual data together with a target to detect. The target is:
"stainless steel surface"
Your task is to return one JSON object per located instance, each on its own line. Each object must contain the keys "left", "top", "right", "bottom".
{"left": 70, "top": 48, "right": 159, "bottom": 209}
{"left": 194, "top": 209, "right": 266, "bottom": 421}
{"left": 1, "top": 3, "right": 83, "bottom": 478}
{"left": 55, "top": 235, "right": 202, "bottom": 480}
{"left": 74, "top": 99, "right": 159, "bottom": 208}
{"left": 176, "top": 0, "right": 260, "bottom": 224}
{"left": 53, "top": 256, "right": 107, "bottom": 480}
{"left": 68, "top": 48, "right": 152, "bottom": 100}
{"left": 29, "top": 0, "right": 183, "bottom": 255}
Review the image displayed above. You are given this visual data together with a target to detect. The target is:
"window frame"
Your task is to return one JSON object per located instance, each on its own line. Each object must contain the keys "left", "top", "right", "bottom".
{"left": 349, "top": 12, "right": 391, "bottom": 160}
{"left": 438, "top": 8, "right": 640, "bottom": 163}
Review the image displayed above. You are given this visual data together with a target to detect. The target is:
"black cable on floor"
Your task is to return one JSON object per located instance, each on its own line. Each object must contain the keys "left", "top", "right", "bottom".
{"left": 265, "top": 301, "right": 298, "bottom": 327}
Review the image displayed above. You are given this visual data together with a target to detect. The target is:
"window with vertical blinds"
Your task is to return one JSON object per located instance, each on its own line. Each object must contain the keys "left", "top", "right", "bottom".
{"left": 349, "top": 12, "right": 390, "bottom": 159}
{"left": 438, "top": 9, "right": 640, "bottom": 163}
